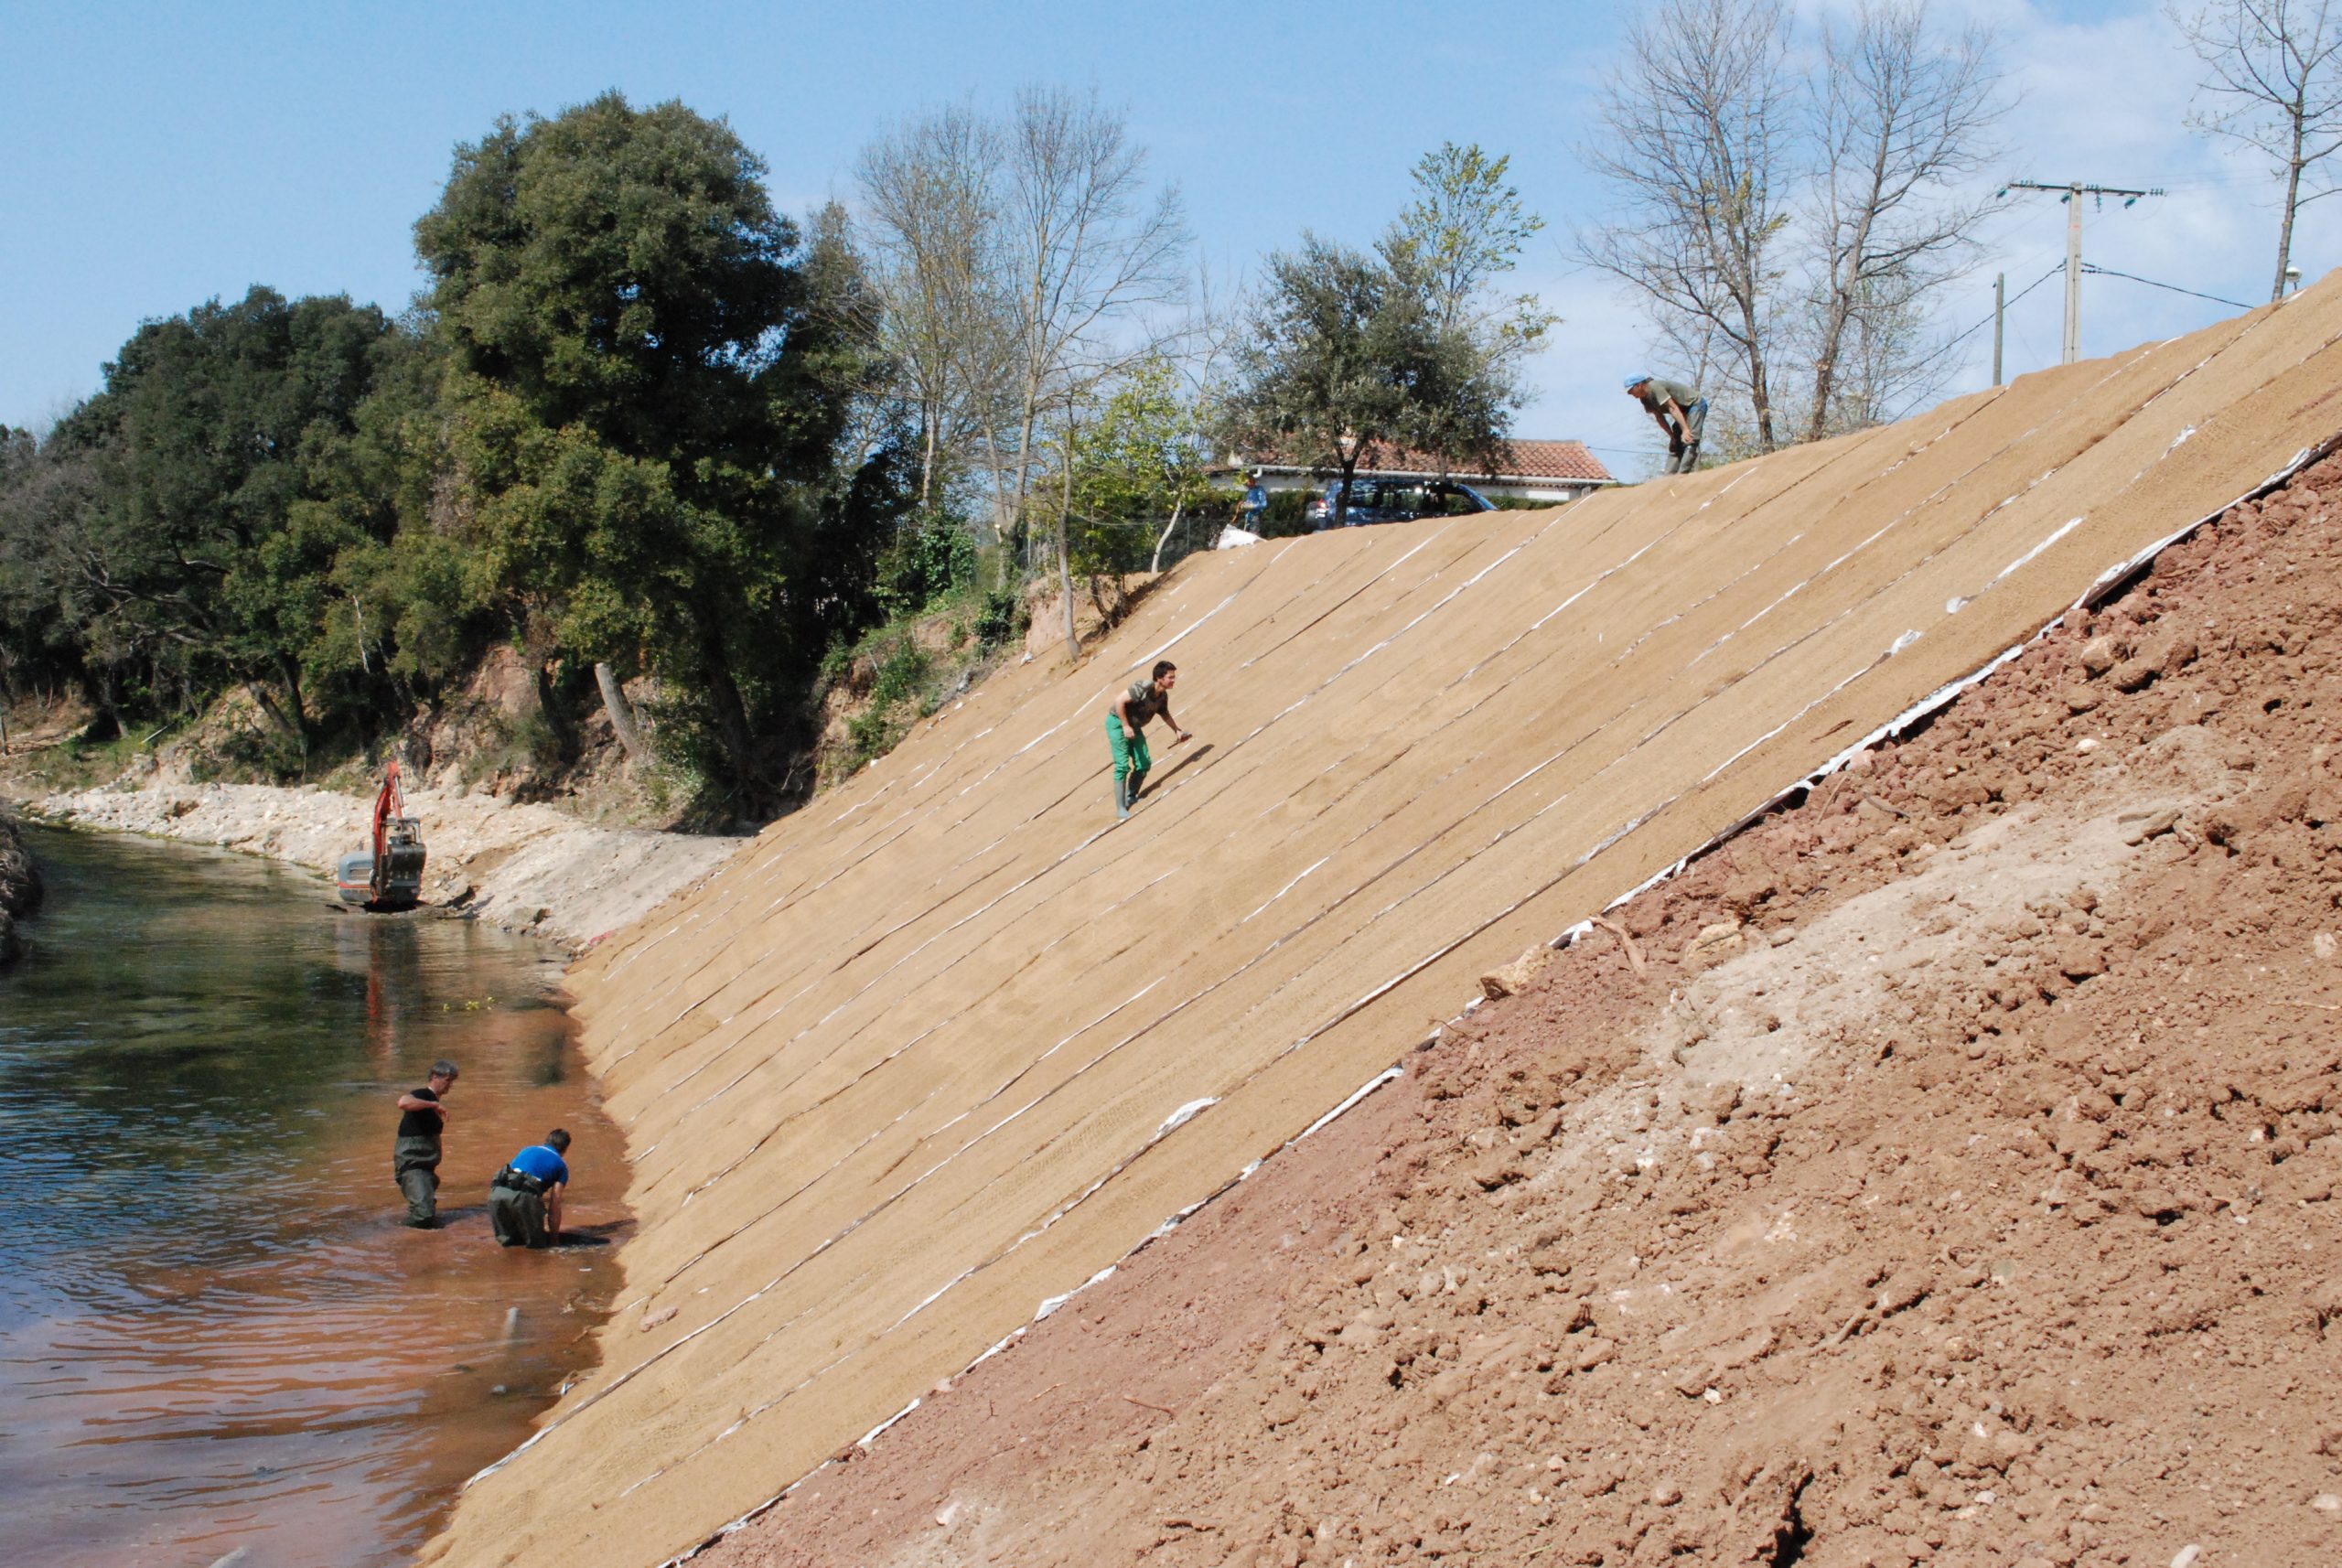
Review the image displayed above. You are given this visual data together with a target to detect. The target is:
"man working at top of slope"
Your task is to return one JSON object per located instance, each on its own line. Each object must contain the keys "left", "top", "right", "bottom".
{"left": 1626, "top": 373, "right": 1709, "bottom": 475}
{"left": 1107, "top": 660, "right": 1190, "bottom": 820}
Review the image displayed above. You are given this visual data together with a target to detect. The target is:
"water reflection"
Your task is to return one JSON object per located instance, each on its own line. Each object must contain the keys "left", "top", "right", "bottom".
{"left": 0, "top": 826, "right": 627, "bottom": 1567}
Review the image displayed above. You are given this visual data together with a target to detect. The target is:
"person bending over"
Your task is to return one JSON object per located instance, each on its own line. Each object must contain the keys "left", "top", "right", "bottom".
{"left": 489, "top": 1129, "right": 571, "bottom": 1250}
{"left": 1107, "top": 660, "right": 1190, "bottom": 820}
{"left": 1625, "top": 373, "right": 1709, "bottom": 475}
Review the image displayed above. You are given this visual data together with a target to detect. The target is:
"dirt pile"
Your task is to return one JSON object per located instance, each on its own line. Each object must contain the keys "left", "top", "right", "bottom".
{"left": 700, "top": 456, "right": 2342, "bottom": 1566}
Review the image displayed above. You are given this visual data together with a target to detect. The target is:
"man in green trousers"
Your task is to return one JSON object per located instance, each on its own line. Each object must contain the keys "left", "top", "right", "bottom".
{"left": 1107, "top": 660, "right": 1190, "bottom": 820}
{"left": 392, "top": 1059, "right": 458, "bottom": 1229}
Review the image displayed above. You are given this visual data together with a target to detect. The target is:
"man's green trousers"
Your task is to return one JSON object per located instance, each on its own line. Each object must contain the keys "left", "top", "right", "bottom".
{"left": 1106, "top": 715, "right": 1152, "bottom": 811}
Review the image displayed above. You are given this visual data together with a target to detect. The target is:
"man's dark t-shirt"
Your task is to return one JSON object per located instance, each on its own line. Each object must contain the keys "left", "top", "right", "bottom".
{"left": 397, "top": 1087, "right": 443, "bottom": 1140}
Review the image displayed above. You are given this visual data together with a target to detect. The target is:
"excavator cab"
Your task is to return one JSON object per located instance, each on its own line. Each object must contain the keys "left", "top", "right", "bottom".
{"left": 335, "top": 760, "right": 427, "bottom": 911}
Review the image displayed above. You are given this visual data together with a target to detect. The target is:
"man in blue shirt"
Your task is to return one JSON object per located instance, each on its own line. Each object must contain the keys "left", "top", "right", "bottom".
{"left": 489, "top": 1129, "right": 572, "bottom": 1249}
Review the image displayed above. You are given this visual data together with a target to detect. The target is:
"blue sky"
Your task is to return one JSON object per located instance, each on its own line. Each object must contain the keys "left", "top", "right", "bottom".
{"left": 0, "top": 0, "right": 2325, "bottom": 471}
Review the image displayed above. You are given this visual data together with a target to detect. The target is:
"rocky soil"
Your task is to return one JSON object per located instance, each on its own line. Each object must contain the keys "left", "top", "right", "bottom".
{"left": 34, "top": 778, "right": 740, "bottom": 951}
{"left": 0, "top": 799, "right": 41, "bottom": 962}
{"left": 697, "top": 453, "right": 2342, "bottom": 1568}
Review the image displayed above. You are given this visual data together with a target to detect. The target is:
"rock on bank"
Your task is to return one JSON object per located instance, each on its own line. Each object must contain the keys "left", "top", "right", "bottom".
{"left": 36, "top": 780, "right": 741, "bottom": 950}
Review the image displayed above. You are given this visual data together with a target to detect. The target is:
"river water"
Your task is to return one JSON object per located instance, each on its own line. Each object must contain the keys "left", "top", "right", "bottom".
{"left": 0, "top": 825, "right": 628, "bottom": 1567}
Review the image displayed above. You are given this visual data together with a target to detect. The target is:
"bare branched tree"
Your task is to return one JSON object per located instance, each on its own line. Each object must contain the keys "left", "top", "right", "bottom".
{"left": 1803, "top": 0, "right": 2002, "bottom": 441}
{"left": 855, "top": 103, "right": 1014, "bottom": 509}
{"left": 1580, "top": 0, "right": 1800, "bottom": 454}
{"left": 1580, "top": 0, "right": 2006, "bottom": 462}
{"left": 997, "top": 85, "right": 1187, "bottom": 662}
{"left": 2171, "top": 0, "right": 2342, "bottom": 301}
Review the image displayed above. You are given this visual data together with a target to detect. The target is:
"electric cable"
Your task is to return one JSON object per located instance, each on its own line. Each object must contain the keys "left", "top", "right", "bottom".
{"left": 2079, "top": 263, "right": 2255, "bottom": 312}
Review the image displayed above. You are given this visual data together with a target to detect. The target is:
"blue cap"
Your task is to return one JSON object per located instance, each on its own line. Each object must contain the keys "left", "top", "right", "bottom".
{"left": 1624, "top": 373, "right": 1649, "bottom": 389}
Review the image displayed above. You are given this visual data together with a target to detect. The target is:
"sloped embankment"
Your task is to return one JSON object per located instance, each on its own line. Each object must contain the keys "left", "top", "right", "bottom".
{"left": 702, "top": 438, "right": 2342, "bottom": 1566}
{"left": 429, "top": 278, "right": 2342, "bottom": 1568}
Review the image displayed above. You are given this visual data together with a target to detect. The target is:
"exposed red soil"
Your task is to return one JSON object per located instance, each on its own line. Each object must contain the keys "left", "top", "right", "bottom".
{"left": 699, "top": 453, "right": 2342, "bottom": 1568}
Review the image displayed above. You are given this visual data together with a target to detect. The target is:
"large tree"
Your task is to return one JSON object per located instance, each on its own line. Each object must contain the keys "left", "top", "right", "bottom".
{"left": 39, "top": 286, "right": 393, "bottom": 757}
{"left": 416, "top": 91, "right": 902, "bottom": 804}
{"left": 1377, "top": 142, "right": 1557, "bottom": 474}
{"left": 1224, "top": 238, "right": 1510, "bottom": 527}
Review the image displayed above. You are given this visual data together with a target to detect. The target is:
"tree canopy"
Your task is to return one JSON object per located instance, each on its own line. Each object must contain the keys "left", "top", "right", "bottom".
{"left": 415, "top": 92, "right": 904, "bottom": 800}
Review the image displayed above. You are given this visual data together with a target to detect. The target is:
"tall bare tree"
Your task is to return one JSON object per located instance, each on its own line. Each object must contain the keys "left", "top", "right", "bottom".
{"left": 855, "top": 103, "right": 1013, "bottom": 509}
{"left": 1581, "top": 0, "right": 1800, "bottom": 454}
{"left": 1581, "top": 0, "right": 2005, "bottom": 462}
{"left": 996, "top": 86, "right": 1187, "bottom": 662}
{"left": 2172, "top": 0, "right": 2342, "bottom": 301}
{"left": 1803, "top": 1, "right": 2002, "bottom": 441}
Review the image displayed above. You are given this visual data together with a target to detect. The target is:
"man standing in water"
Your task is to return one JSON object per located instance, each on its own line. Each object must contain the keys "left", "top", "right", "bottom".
{"left": 392, "top": 1059, "right": 457, "bottom": 1229}
{"left": 489, "top": 1129, "right": 572, "bottom": 1249}
{"left": 1107, "top": 660, "right": 1190, "bottom": 820}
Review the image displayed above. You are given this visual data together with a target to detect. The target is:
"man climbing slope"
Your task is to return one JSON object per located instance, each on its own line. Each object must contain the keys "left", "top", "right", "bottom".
{"left": 489, "top": 1129, "right": 572, "bottom": 1250}
{"left": 1625, "top": 373, "right": 1709, "bottom": 475}
{"left": 1108, "top": 660, "right": 1190, "bottom": 820}
{"left": 392, "top": 1059, "right": 457, "bottom": 1229}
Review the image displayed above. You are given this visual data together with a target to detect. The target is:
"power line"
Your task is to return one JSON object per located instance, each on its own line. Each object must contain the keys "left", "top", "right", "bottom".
{"left": 1939, "top": 263, "right": 2065, "bottom": 359}
{"left": 2080, "top": 263, "right": 2254, "bottom": 312}
{"left": 1999, "top": 178, "right": 2167, "bottom": 362}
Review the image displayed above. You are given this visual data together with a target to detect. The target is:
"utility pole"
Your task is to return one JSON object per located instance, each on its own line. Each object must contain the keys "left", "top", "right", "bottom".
{"left": 1993, "top": 272, "right": 2005, "bottom": 385}
{"left": 2001, "top": 180, "right": 2164, "bottom": 364}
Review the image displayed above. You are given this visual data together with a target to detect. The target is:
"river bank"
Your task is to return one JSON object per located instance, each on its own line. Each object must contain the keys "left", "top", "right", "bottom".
{"left": 33, "top": 777, "right": 742, "bottom": 950}
{"left": 0, "top": 800, "right": 40, "bottom": 961}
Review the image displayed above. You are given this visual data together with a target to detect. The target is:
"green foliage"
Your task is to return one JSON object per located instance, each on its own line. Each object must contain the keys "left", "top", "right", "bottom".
{"left": 1379, "top": 144, "right": 1556, "bottom": 349}
{"left": 1224, "top": 238, "right": 1511, "bottom": 521}
{"left": 25, "top": 286, "right": 401, "bottom": 762}
{"left": 843, "top": 632, "right": 932, "bottom": 766}
{"left": 1223, "top": 146, "right": 1548, "bottom": 514}
{"left": 415, "top": 92, "right": 908, "bottom": 804}
{"left": 876, "top": 510, "right": 978, "bottom": 618}
{"left": 972, "top": 585, "right": 1027, "bottom": 649}
{"left": 1063, "top": 355, "right": 1213, "bottom": 577}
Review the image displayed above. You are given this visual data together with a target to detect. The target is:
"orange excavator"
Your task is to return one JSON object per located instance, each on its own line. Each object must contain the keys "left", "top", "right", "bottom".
{"left": 335, "top": 759, "right": 428, "bottom": 911}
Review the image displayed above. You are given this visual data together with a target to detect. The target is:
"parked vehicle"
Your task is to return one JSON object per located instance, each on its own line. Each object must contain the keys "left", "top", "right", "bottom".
{"left": 1305, "top": 478, "right": 1495, "bottom": 529}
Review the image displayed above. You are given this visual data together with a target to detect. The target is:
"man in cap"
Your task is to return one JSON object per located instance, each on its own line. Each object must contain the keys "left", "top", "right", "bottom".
{"left": 1625, "top": 374, "right": 1709, "bottom": 475}
{"left": 489, "top": 1129, "right": 573, "bottom": 1250}
{"left": 392, "top": 1059, "right": 457, "bottom": 1229}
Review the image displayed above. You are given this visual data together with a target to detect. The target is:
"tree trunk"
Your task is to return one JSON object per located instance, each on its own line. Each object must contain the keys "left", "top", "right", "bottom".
{"left": 265, "top": 655, "right": 313, "bottom": 771}
{"left": 697, "top": 619, "right": 761, "bottom": 806}
{"left": 534, "top": 660, "right": 579, "bottom": 764}
{"left": 2276, "top": 106, "right": 2308, "bottom": 303}
{"left": 1056, "top": 413, "right": 1080, "bottom": 663}
{"left": 1150, "top": 496, "right": 1187, "bottom": 573}
{"left": 596, "top": 661, "right": 650, "bottom": 762}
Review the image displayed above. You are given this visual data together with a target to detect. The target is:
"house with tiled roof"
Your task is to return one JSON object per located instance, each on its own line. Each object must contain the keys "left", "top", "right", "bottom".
{"left": 1228, "top": 437, "right": 1617, "bottom": 505}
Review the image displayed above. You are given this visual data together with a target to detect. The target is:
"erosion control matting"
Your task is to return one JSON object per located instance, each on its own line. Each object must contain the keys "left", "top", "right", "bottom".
{"left": 424, "top": 281, "right": 2342, "bottom": 1567}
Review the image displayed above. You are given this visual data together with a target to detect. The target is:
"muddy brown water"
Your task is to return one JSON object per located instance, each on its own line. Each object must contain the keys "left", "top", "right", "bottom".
{"left": 0, "top": 825, "right": 628, "bottom": 1567}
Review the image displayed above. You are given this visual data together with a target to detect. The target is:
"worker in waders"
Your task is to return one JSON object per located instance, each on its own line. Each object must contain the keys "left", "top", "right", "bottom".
{"left": 489, "top": 1129, "right": 571, "bottom": 1250}
{"left": 1108, "top": 660, "right": 1190, "bottom": 819}
{"left": 1625, "top": 373, "right": 1709, "bottom": 475}
{"left": 392, "top": 1059, "right": 457, "bottom": 1229}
